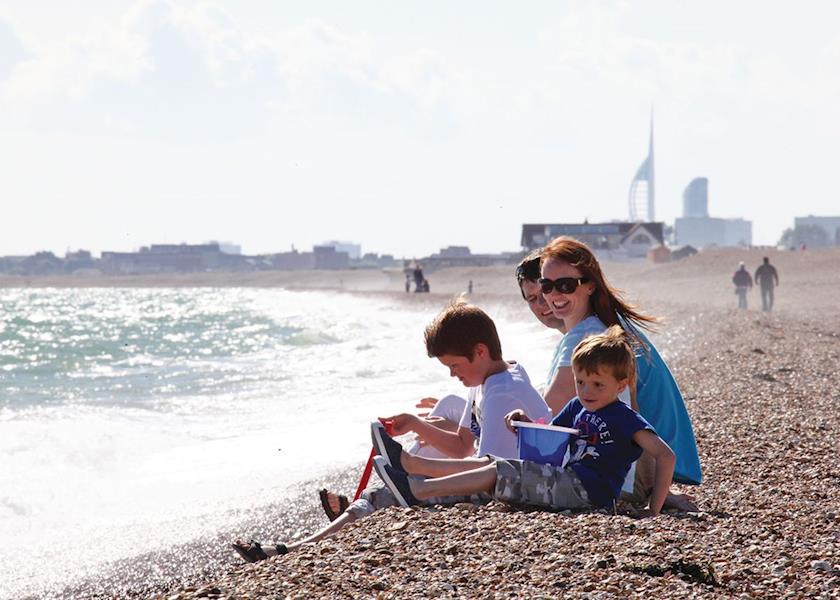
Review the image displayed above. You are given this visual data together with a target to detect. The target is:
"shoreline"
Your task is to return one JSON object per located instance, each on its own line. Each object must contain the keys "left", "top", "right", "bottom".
{"left": 151, "top": 307, "right": 839, "bottom": 599}
{"left": 8, "top": 249, "right": 840, "bottom": 598}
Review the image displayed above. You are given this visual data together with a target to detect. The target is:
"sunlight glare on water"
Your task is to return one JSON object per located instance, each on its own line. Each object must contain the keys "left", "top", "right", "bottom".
{"left": 0, "top": 287, "right": 555, "bottom": 597}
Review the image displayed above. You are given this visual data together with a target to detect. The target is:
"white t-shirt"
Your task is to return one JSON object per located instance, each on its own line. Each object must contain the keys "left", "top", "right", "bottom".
{"left": 457, "top": 362, "right": 551, "bottom": 459}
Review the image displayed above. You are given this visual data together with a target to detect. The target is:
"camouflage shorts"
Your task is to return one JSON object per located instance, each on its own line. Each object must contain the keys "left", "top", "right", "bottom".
{"left": 493, "top": 459, "right": 592, "bottom": 510}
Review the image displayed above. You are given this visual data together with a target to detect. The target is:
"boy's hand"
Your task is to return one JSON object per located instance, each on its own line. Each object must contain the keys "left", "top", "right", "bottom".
{"left": 415, "top": 397, "right": 439, "bottom": 417}
{"left": 504, "top": 409, "right": 530, "bottom": 433}
{"left": 380, "top": 413, "right": 419, "bottom": 435}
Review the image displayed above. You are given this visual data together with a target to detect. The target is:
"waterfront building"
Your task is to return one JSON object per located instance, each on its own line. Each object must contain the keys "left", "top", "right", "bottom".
{"left": 793, "top": 215, "right": 840, "bottom": 246}
{"left": 674, "top": 178, "right": 752, "bottom": 248}
{"left": 521, "top": 222, "right": 664, "bottom": 260}
{"left": 683, "top": 177, "right": 709, "bottom": 218}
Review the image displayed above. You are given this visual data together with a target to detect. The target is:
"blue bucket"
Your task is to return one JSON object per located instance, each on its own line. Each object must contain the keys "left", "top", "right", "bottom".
{"left": 516, "top": 422, "right": 577, "bottom": 466}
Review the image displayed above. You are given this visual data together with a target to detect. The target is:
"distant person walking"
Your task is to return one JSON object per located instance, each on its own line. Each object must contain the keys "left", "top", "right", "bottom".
{"left": 754, "top": 257, "right": 779, "bottom": 312}
{"left": 732, "top": 262, "right": 753, "bottom": 310}
{"left": 467, "top": 280, "right": 473, "bottom": 294}
{"left": 413, "top": 264, "right": 424, "bottom": 292}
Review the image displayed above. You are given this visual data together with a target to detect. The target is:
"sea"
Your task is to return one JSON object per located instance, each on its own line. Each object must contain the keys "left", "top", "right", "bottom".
{"left": 0, "top": 287, "right": 556, "bottom": 598}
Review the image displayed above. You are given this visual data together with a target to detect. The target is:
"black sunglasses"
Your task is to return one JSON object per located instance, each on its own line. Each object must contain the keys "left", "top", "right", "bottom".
{"left": 538, "top": 277, "right": 590, "bottom": 294}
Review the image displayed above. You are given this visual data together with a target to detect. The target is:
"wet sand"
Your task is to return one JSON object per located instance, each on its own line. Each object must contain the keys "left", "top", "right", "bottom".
{"left": 12, "top": 247, "right": 840, "bottom": 599}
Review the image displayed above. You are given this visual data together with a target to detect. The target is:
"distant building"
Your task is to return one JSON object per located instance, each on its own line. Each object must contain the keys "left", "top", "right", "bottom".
{"left": 270, "top": 250, "right": 315, "bottom": 270}
{"left": 673, "top": 178, "right": 752, "bottom": 248}
{"left": 23, "top": 251, "right": 63, "bottom": 275}
{"left": 101, "top": 242, "right": 253, "bottom": 274}
{"left": 322, "top": 241, "right": 361, "bottom": 260}
{"left": 619, "top": 223, "right": 664, "bottom": 258}
{"left": 313, "top": 245, "right": 350, "bottom": 270}
{"left": 647, "top": 245, "right": 671, "bottom": 264}
{"left": 351, "top": 253, "right": 399, "bottom": 268}
{"left": 794, "top": 215, "right": 840, "bottom": 246}
{"left": 0, "top": 255, "right": 28, "bottom": 275}
{"left": 64, "top": 249, "right": 96, "bottom": 273}
{"left": 419, "top": 246, "right": 521, "bottom": 270}
{"left": 675, "top": 217, "right": 752, "bottom": 248}
{"left": 521, "top": 222, "right": 665, "bottom": 255}
{"left": 682, "top": 177, "right": 708, "bottom": 218}
{"left": 436, "top": 246, "right": 472, "bottom": 258}
{"left": 211, "top": 241, "right": 242, "bottom": 255}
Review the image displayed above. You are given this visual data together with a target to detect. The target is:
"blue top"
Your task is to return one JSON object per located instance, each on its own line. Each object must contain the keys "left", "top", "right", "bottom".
{"left": 623, "top": 320, "right": 703, "bottom": 485}
{"left": 552, "top": 398, "right": 653, "bottom": 507}
{"left": 545, "top": 315, "right": 610, "bottom": 387}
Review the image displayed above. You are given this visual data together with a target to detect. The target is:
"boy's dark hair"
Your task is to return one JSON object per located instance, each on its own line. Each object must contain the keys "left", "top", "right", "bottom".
{"left": 514, "top": 249, "right": 543, "bottom": 300}
{"left": 572, "top": 325, "right": 636, "bottom": 387}
{"left": 424, "top": 300, "right": 503, "bottom": 361}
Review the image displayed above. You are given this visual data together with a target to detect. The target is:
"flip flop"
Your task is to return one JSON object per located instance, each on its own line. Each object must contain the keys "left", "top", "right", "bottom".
{"left": 319, "top": 488, "right": 349, "bottom": 522}
{"left": 231, "top": 539, "right": 289, "bottom": 563}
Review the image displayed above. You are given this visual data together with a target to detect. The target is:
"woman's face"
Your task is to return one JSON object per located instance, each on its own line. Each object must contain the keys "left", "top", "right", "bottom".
{"left": 540, "top": 257, "right": 595, "bottom": 329}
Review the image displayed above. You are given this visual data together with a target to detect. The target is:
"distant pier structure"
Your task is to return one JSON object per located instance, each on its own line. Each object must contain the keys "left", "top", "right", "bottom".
{"left": 628, "top": 113, "right": 655, "bottom": 222}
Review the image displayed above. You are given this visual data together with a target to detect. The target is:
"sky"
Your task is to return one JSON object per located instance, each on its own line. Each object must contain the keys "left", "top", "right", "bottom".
{"left": 1, "top": 0, "right": 838, "bottom": 257}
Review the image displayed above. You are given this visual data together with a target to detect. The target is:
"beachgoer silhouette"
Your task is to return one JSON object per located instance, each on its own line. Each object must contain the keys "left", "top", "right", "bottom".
{"left": 468, "top": 280, "right": 473, "bottom": 294}
{"left": 413, "top": 265, "right": 424, "bottom": 291}
{"left": 732, "top": 262, "right": 753, "bottom": 310}
{"left": 754, "top": 257, "right": 779, "bottom": 312}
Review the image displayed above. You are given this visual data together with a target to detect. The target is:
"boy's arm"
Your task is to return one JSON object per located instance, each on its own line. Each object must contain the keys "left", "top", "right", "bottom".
{"left": 632, "top": 429, "right": 676, "bottom": 516}
{"left": 380, "top": 413, "right": 476, "bottom": 458}
{"left": 410, "top": 418, "right": 476, "bottom": 457}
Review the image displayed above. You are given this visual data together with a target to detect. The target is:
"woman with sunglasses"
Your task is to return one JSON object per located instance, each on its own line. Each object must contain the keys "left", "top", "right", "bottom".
{"left": 538, "top": 236, "right": 702, "bottom": 500}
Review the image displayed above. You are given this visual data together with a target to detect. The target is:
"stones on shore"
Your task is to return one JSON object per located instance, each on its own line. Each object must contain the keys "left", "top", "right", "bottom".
{"left": 154, "top": 310, "right": 840, "bottom": 599}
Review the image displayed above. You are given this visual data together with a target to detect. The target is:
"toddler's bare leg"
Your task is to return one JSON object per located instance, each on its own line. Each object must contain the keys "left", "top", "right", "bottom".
{"left": 402, "top": 453, "right": 492, "bottom": 478}
{"left": 411, "top": 462, "right": 497, "bottom": 500}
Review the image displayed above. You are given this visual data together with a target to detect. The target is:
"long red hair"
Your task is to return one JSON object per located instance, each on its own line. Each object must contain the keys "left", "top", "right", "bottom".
{"left": 540, "top": 236, "right": 658, "bottom": 333}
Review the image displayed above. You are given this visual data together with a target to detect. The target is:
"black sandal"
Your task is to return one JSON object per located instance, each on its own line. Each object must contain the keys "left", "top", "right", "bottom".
{"left": 319, "top": 488, "right": 349, "bottom": 522}
{"left": 231, "top": 539, "right": 288, "bottom": 563}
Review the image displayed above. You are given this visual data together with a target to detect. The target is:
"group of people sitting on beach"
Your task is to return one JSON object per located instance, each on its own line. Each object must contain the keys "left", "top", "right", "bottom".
{"left": 231, "top": 236, "right": 703, "bottom": 563}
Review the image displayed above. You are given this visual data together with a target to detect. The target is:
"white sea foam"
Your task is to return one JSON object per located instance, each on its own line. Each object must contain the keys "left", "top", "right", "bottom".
{"left": 0, "top": 288, "right": 556, "bottom": 596}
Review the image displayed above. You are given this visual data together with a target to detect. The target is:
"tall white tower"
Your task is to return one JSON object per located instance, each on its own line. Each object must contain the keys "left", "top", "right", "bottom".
{"left": 628, "top": 112, "right": 655, "bottom": 222}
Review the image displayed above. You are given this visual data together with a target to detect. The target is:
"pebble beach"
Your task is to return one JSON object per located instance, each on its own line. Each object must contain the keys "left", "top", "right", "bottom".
{"left": 13, "top": 248, "right": 840, "bottom": 599}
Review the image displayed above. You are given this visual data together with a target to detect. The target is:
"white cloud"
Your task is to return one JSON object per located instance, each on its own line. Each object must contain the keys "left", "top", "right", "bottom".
{"left": 1, "top": 0, "right": 838, "bottom": 254}
{"left": 0, "top": 16, "right": 31, "bottom": 82}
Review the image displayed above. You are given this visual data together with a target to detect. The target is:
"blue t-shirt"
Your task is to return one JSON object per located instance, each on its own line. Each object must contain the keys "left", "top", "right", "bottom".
{"left": 552, "top": 398, "right": 654, "bottom": 507}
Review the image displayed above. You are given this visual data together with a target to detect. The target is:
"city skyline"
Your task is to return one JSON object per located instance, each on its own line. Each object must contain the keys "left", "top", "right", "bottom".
{"left": 2, "top": 1, "right": 839, "bottom": 257}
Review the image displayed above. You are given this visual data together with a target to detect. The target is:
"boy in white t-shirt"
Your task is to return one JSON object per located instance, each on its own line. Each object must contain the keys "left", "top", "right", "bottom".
{"left": 377, "top": 300, "right": 551, "bottom": 461}
{"left": 231, "top": 301, "right": 550, "bottom": 563}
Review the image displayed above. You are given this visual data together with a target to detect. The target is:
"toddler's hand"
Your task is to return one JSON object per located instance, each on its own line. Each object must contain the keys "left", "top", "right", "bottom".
{"left": 504, "top": 409, "right": 529, "bottom": 433}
